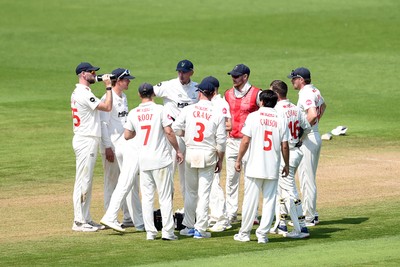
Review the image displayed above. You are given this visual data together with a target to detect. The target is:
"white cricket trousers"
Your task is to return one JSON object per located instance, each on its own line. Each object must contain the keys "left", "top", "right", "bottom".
{"left": 298, "top": 131, "right": 322, "bottom": 221}
{"left": 239, "top": 176, "right": 278, "bottom": 238}
{"left": 72, "top": 135, "right": 99, "bottom": 223}
{"left": 101, "top": 143, "right": 142, "bottom": 226}
{"left": 170, "top": 136, "right": 186, "bottom": 202}
{"left": 225, "top": 138, "right": 242, "bottom": 219}
{"left": 209, "top": 171, "right": 229, "bottom": 226}
{"left": 140, "top": 164, "right": 175, "bottom": 237}
{"left": 182, "top": 162, "right": 216, "bottom": 233}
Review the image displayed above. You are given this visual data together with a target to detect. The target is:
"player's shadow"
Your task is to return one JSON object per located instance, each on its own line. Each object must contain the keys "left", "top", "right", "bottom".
{"left": 318, "top": 217, "right": 369, "bottom": 226}
{"left": 305, "top": 217, "right": 369, "bottom": 239}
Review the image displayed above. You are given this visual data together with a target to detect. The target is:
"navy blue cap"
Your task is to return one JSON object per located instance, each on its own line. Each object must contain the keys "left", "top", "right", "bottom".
{"left": 287, "top": 67, "right": 311, "bottom": 79}
{"left": 201, "top": 76, "right": 219, "bottom": 88}
{"left": 112, "top": 68, "right": 135, "bottom": 80}
{"left": 176, "top": 59, "right": 194, "bottom": 73}
{"left": 75, "top": 62, "right": 100, "bottom": 75}
{"left": 138, "top": 83, "right": 154, "bottom": 95}
{"left": 227, "top": 64, "right": 250, "bottom": 76}
{"left": 196, "top": 81, "right": 216, "bottom": 94}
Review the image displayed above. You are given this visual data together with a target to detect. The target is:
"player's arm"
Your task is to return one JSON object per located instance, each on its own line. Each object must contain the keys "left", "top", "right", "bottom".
{"left": 235, "top": 135, "right": 250, "bottom": 172}
{"left": 100, "top": 105, "right": 115, "bottom": 162}
{"left": 215, "top": 117, "right": 227, "bottom": 173}
{"left": 319, "top": 102, "right": 327, "bottom": 119}
{"left": 305, "top": 106, "right": 318, "bottom": 125}
{"left": 281, "top": 141, "right": 289, "bottom": 177}
{"left": 225, "top": 118, "right": 232, "bottom": 132}
{"left": 124, "top": 128, "right": 136, "bottom": 140}
{"left": 96, "top": 75, "right": 113, "bottom": 112}
{"left": 164, "top": 125, "right": 184, "bottom": 164}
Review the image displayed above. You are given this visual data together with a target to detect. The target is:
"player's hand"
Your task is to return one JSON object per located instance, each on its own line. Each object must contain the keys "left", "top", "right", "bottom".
{"left": 102, "top": 74, "right": 112, "bottom": 88}
{"left": 281, "top": 165, "right": 289, "bottom": 177}
{"left": 105, "top": 147, "right": 115, "bottom": 162}
{"left": 214, "top": 159, "right": 223, "bottom": 173}
{"left": 234, "top": 161, "right": 241, "bottom": 172}
{"left": 176, "top": 151, "right": 184, "bottom": 165}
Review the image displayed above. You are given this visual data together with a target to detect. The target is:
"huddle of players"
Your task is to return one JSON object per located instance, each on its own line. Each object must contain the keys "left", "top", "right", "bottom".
{"left": 70, "top": 60, "right": 326, "bottom": 243}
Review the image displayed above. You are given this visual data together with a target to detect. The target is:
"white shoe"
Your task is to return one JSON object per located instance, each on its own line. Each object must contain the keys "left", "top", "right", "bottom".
{"left": 162, "top": 234, "right": 178, "bottom": 241}
{"left": 233, "top": 233, "right": 250, "bottom": 242}
{"left": 257, "top": 236, "right": 269, "bottom": 244}
{"left": 228, "top": 215, "right": 238, "bottom": 223}
{"left": 209, "top": 224, "right": 227, "bottom": 232}
{"left": 100, "top": 220, "right": 125, "bottom": 233}
{"left": 88, "top": 221, "right": 105, "bottom": 230}
{"left": 72, "top": 222, "right": 98, "bottom": 232}
{"left": 179, "top": 227, "right": 195, "bottom": 236}
{"left": 284, "top": 230, "right": 310, "bottom": 239}
{"left": 269, "top": 225, "right": 288, "bottom": 235}
{"left": 146, "top": 232, "right": 157, "bottom": 240}
{"left": 193, "top": 229, "right": 211, "bottom": 239}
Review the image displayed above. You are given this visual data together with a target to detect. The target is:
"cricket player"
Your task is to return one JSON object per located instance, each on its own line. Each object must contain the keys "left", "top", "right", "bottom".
{"left": 269, "top": 80, "right": 311, "bottom": 239}
{"left": 173, "top": 79, "right": 226, "bottom": 239}
{"left": 71, "top": 62, "right": 112, "bottom": 232}
{"left": 233, "top": 90, "right": 289, "bottom": 244}
{"left": 99, "top": 68, "right": 143, "bottom": 230}
{"left": 153, "top": 59, "right": 198, "bottom": 202}
{"left": 288, "top": 67, "right": 327, "bottom": 226}
{"left": 201, "top": 76, "right": 232, "bottom": 232}
{"left": 124, "top": 83, "right": 184, "bottom": 241}
{"left": 100, "top": 68, "right": 143, "bottom": 227}
{"left": 224, "top": 64, "right": 261, "bottom": 224}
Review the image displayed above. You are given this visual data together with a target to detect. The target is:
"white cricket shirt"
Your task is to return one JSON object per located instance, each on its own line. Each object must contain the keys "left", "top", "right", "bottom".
{"left": 297, "top": 84, "right": 325, "bottom": 133}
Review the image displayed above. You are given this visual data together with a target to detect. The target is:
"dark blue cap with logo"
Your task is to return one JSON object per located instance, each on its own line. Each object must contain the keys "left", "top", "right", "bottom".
{"left": 112, "top": 68, "right": 135, "bottom": 80}
{"left": 196, "top": 80, "right": 216, "bottom": 94}
{"left": 201, "top": 76, "right": 219, "bottom": 88}
{"left": 75, "top": 62, "right": 100, "bottom": 75}
{"left": 138, "top": 83, "right": 154, "bottom": 95}
{"left": 176, "top": 59, "right": 194, "bottom": 73}
{"left": 287, "top": 67, "right": 311, "bottom": 79}
{"left": 227, "top": 64, "right": 250, "bottom": 76}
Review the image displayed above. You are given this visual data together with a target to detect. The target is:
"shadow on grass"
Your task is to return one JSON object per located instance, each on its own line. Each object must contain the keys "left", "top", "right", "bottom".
{"left": 319, "top": 217, "right": 369, "bottom": 226}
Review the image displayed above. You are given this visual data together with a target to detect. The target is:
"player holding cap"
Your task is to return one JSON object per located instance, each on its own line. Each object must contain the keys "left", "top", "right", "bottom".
{"left": 71, "top": 62, "right": 113, "bottom": 232}
{"left": 153, "top": 60, "right": 199, "bottom": 203}
{"left": 269, "top": 80, "right": 311, "bottom": 238}
{"left": 233, "top": 90, "right": 289, "bottom": 244}
{"left": 173, "top": 79, "right": 226, "bottom": 239}
{"left": 124, "top": 83, "right": 184, "bottom": 240}
{"left": 287, "top": 67, "right": 327, "bottom": 226}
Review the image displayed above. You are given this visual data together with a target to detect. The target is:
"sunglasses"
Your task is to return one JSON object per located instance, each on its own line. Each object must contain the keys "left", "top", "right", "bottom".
{"left": 86, "top": 70, "right": 96, "bottom": 75}
{"left": 231, "top": 75, "right": 242, "bottom": 79}
{"left": 118, "top": 69, "right": 130, "bottom": 79}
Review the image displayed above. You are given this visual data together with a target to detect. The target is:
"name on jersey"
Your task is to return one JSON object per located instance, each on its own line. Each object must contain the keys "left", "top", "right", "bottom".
{"left": 284, "top": 109, "right": 298, "bottom": 118}
{"left": 177, "top": 102, "right": 189, "bottom": 108}
{"left": 193, "top": 106, "right": 212, "bottom": 121}
{"left": 138, "top": 113, "right": 153, "bottom": 122}
{"left": 260, "top": 118, "right": 277, "bottom": 127}
{"left": 118, "top": 111, "right": 128, "bottom": 118}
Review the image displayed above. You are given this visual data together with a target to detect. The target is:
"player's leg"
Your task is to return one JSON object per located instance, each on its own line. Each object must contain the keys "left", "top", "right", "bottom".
{"left": 181, "top": 159, "right": 198, "bottom": 232}
{"left": 154, "top": 164, "right": 176, "bottom": 240}
{"left": 139, "top": 170, "right": 158, "bottom": 239}
{"left": 208, "top": 172, "right": 230, "bottom": 231}
{"left": 124, "top": 172, "right": 144, "bottom": 229}
{"left": 194, "top": 164, "right": 215, "bottom": 236}
{"left": 102, "top": 153, "right": 120, "bottom": 211}
{"left": 239, "top": 177, "right": 260, "bottom": 235}
{"left": 256, "top": 179, "right": 278, "bottom": 243}
{"left": 225, "top": 138, "right": 240, "bottom": 222}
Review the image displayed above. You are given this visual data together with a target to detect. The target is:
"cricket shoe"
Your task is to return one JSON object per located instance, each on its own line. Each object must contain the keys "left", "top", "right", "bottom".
{"left": 193, "top": 229, "right": 211, "bottom": 239}
{"left": 228, "top": 215, "right": 238, "bottom": 224}
{"left": 208, "top": 223, "right": 232, "bottom": 232}
{"left": 100, "top": 219, "right": 125, "bottom": 233}
{"left": 179, "top": 227, "right": 195, "bottom": 236}
{"left": 256, "top": 235, "right": 269, "bottom": 244}
{"left": 233, "top": 233, "right": 250, "bottom": 242}
{"left": 146, "top": 232, "right": 157, "bottom": 240}
{"left": 269, "top": 225, "right": 288, "bottom": 235}
{"left": 88, "top": 221, "right": 105, "bottom": 230}
{"left": 284, "top": 230, "right": 310, "bottom": 239}
{"left": 72, "top": 222, "right": 98, "bottom": 232}
{"left": 121, "top": 220, "right": 135, "bottom": 228}
{"left": 135, "top": 224, "right": 145, "bottom": 232}
{"left": 162, "top": 234, "right": 178, "bottom": 241}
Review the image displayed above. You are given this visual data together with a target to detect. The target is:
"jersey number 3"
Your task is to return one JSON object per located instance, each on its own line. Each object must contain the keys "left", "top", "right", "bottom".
{"left": 193, "top": 122, "right": 205, "bottom": 142}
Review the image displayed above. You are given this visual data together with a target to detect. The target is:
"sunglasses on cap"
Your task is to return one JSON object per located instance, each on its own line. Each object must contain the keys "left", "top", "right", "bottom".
{"left": 290, "top": 70, "right": 303, "bottom": 79}
{"left": 118, "top": 69, "right": 130, "bottom": 79}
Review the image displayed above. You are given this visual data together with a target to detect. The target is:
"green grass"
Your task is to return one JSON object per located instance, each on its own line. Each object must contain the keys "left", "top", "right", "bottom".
{"left": 0, "top": 0, "right": 399, "bottom": 265}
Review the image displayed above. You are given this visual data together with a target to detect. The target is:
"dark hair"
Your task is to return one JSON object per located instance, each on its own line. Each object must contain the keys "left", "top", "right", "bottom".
{"left": 304, "top": 78, "right": 311, "bottom": 84}
{"left": 270, "top": 80, "right": 288, "bottom": 97}
{"left": 259, "top": 90, "right": 278, "bottom": 108}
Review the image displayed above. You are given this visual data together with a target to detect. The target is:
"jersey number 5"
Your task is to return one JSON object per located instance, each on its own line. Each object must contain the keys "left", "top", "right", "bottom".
{"left": 193, "top": 122, "right": 205, "bottom": 142}
{"left": 71, "top": 108, "right": 80, "bottom": 127}
{"left": 263, "top": 130, "right": 272, "bottom": 151}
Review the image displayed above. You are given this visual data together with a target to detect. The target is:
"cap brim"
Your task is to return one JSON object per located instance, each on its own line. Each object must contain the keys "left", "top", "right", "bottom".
{"left": 176, "top": 68, "right": 192, "bottom": 73}
{"left": 228, "top": 71, "right": 242, "bottom": 76}
{"left": 123, "top": 75, "right": 135, "bottom": 80}
{"left": 88, "top": 67, "right": 100, "bottom": 71}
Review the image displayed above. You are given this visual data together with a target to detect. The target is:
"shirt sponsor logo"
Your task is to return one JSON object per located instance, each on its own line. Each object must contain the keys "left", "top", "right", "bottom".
{"left": 177, "top": 102, "right": 189, "bottom": 108}
{"left": 118, "top": 111, "right": 128, "bottom": 117}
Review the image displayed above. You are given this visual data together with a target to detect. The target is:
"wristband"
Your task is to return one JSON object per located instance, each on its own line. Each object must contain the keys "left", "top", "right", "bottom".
{"left": 106, "top": 87, "right": 112, "bottom": 91}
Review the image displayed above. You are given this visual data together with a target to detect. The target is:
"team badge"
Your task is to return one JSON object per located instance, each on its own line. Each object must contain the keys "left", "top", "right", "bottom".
{"left": 306, "top": 99, "right": 312, "bottom": 106}
{"left": 222, "top": 108, "right": 227, "bottom": 114}
{"left": 157, "top": 82, "right": 162, "bottom": 86}
{"left": 90, "top": 97, "right": 95, "bottom": 102}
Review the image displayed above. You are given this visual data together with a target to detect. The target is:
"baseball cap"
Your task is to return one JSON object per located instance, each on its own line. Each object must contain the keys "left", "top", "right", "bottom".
{"left": 75, "top": 62, "right": 100, "bottom": 75}
{"left": 196, "top": 80, "right": 216, "bottom": 94}
{"left": 287, "top": 67, "right": 311, "bottom": 79}
{"left": 201, "top": 76, "right": 219, "bottom": 88}
{"left": 227, "top": 64, "right": 250, "bottom": 76}
{"left": 176, "top": 59, "right": 194, "bottom": 73}
{"left": 138, "top": 83, "right": 154, "bottom": 95}
{"left": 112, "top": 68, "right": 135, "bottom": 80}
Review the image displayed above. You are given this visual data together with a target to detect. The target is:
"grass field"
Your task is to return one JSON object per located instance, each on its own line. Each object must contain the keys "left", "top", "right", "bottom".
{"left": 1, "top": 0, "right": 400, "bottom": 266}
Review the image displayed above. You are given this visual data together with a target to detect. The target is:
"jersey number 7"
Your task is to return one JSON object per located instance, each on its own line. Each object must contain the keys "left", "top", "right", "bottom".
{"left": 141, "top": 125, "right": 151, "bottom": 145}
